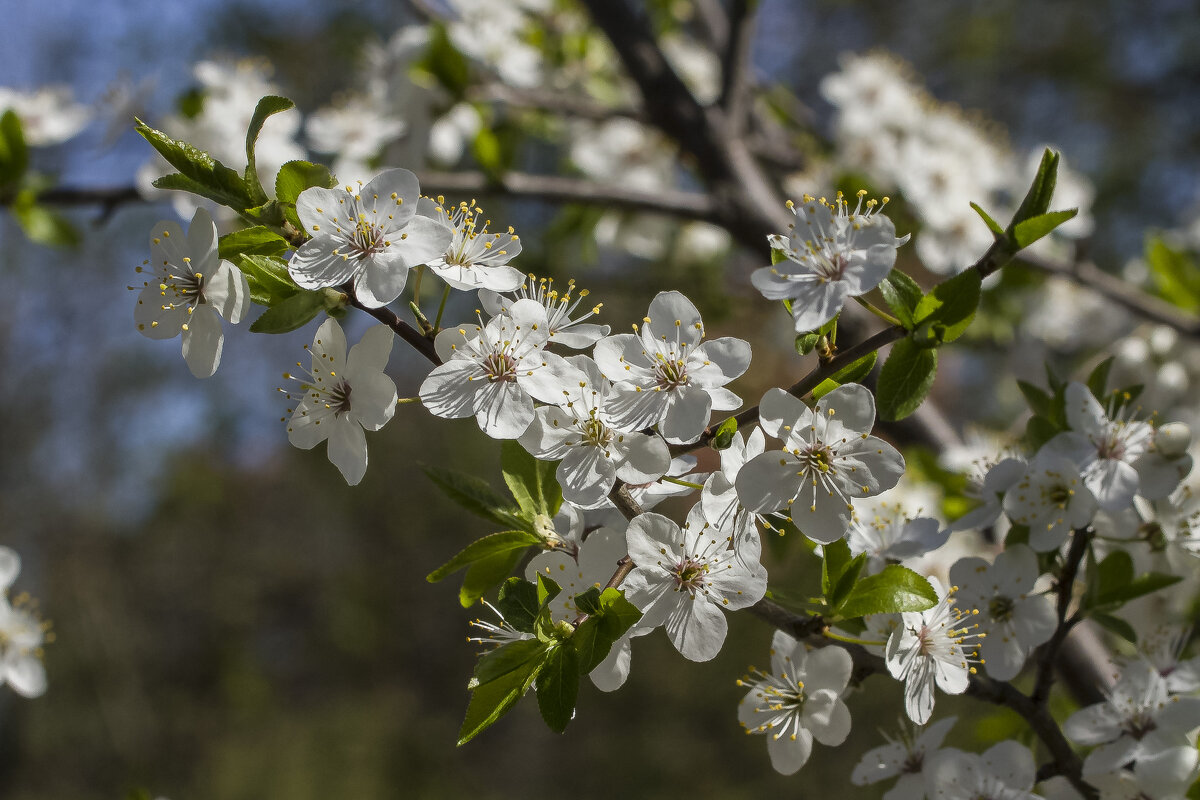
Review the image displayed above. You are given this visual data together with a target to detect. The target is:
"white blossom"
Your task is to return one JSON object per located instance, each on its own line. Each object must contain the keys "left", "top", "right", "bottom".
{"left": 419, "top": 299, "right": 584, "bottom": 439}
{"left": 289, "top": 169, "right": 454, "bottom": 308}
{"left": 737, "top": 631, "right": 853, "bottom": 775}
{"left": 0, "top": 84, "right": 90, "bottom": 145}
{"left": 1003, "top": 453, "right": 1097, "bottom": 551}
{"left": 0, "top": 547, "right": 49, "bottom": 699}
{"left": 948, "top": 545, "right": 1055, "bottom": 680}
{"left": 851, "top": 716, "right": 958, "bottom": 800}
{"left": 886, "top": 578, "right": 982, "bottom": 725}
{"left": 416, "top": 197, "right": 525, "bottom": 292}
{"left": 736, "top": 383, "right": 905, "bottom": 544}
{"left": 925, "top": 741, "right": 1043, "bottom": 800}
{"left": 848, "top": 504, "right": 948, "bottom": 574}
{"left": 753, "top": 191, "right": 909, "bottom": 332}
{"left": 622, "top": 506, "right": 767, "bottom": 662}
{"left": 519, "top": 356, "right": 670, "bottom": 508}
{"left": 282, "top": 319, "right": 398, "bottom": 486}
{"left": 479, "top": 276, "right": 609, "bottom": 349}
{"left": 133, "top": 208, "right": 250, "bottom": 378}
{"left": 594, "top": 291, "right": 751, "bottom": 444}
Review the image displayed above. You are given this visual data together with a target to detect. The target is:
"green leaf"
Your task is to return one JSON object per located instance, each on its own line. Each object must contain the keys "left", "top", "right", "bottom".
{"left": 836, "top": 565, "right": 937, "bottom": 619}
{"left": 458, "top": 641, "right": 546, "bottom": 745}
{"left": 473, "top": 638, "right": 548, "bottom": 685}
{"left": 830, "top": 553, "right": 867, "bottom": 610}
{"left": 459, "top": 548, "right": 526, "bottom": 608}
{"left": 248, "top": 288, "right": 326, "bottom": 333}
{"left": 244, "top": 96, "right": 295, "bottom": 205}
{"left": 711, "top": 417, "right": 738, "bottom": 450}
{"left": 471, "top": 128, "right": 504, "bottom": 178}
{"left": 153, "top": 172, "right": 252, "bottom": 212}
{"left": 821, "top": 539, "right": 853, "bottom": 599}
{"left": 795, "top": 332, "right": 821, "bottom": 355}
{"left": 536, "top": 573, "right": 562, "bottom": 608}
{"left": 536, "top": 645, "right": 580, "bottom": 734}
{"left": 573, "top": 587, "right": 604, "bottom": 617}
{"left": 812, "top": 352, "right": 878, "bottom": 400}
{"left": 912, "top": 268, "right": 982, "bottom": 345}
{"left": 501, "top": 440, "right": 562, "bottom": 519}
{"left": 233, "top": 253, "right": 298, "bottom": 306}
{"left": 1010, "top": 148, "right": 1059, "bottom": 228}
{"left": 572, "top": 588, "right": 642, "bottom": 674}
{"left": 0, "top": 110, "right": 29, "bottom": 188}
{"left": 1024, "top": 415, "right": 1060, "bottom": 452}
{"left": 879, "top": 270, "right": 924, "bottom": 329}
{"left": 970, "top": 201, "right": 1004, "bottom": 236}
{"left": 496, "top": 578, "right": 540, "bottom": 632}
{"left": 136, "top": 119, "right": 251, "bottom": 210}
{"left": 219, "top": 226, "right": 290, "bottom": 261}
{"left": 426, "top": 530, "right": 542, "bottom": 583}
{"left": 1086, "top": 357, "right": 1115, "bottom": 402}
{"left": 12, "top": 192, "right": 80, "bottom": 247}
{"left": 1144, "top": 234, "right": 1200, "bottom": 312}
{"left": 274, "top": 160, "right": 338, "bottom": 230}
{"left": 1090, "top": 611, "right": 1137, "bottom": 644}
{"left": 1011, "top": 209, "right": 1078, "bottom": 250}
{"left": 877, "top": 339, "right": 938, "bottom": 421}
{"left": 420, "top": 465, "right": 525, "bottom": 530}
{"left": 1016, "top": 380, "right": 1052, "bottom": 418}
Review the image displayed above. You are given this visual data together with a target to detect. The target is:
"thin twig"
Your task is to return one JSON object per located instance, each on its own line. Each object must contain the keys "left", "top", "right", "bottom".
{"left": 1032, "top": 528, "right": 1092, "bottom": 706}
{"left": 717, "top": 0, "right": 757, "bottom": 133}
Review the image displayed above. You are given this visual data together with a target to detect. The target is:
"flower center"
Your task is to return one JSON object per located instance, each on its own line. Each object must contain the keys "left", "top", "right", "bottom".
{"left": 654, "top": 353, "right": 688, "bottom": 388}
{"left": 804, "top": 444, "right": 834, "bottom": 473}
{"left": 582, "top": 417, "right": 611, "bottom": 447}
{"left": 989, "top": 595, "right": 1015, "bottom": 623}
{"left": 1048, "top": 484, "right": 1072, "bottom": 506}
{"left": 1125, "top": 712, "right": 1158, "bottom": 740}
{"left": 1138, "top": 522, "right": 1168, "bottom": 551}
{"left": 485, "top": 352, "right": 518, "bottom": 382}
{"left": 672, "top": 558, "right": 708, "bottom": 592}
{"left": 327, "top": 379, "right": 352, "bottom": 416}
{"left": 347, "top": 214, "right": 387, "bottom": 260}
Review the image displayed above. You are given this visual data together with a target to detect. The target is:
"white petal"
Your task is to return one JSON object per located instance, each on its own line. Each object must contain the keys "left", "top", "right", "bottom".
{"left": 327, "top": 414, "right": 369, "bottom": 485}
{"left": 688, "top": 337, "right": 751, "bottom": 386}
{"left": 473, "top": 380, "right": 534, "bottom": 439}
{"left": 346, "top": 324, "right": 395, "bottom": 375}
{"left": 817, "top": 382, "right": 877, "bottom": 435}
{"left": 791, "top": 491, "right": 853, "bottom": 544}
{"left": 3, "top": 654, "right": 47, "bottom": 698}
{"left": 664, "top": 593, "right": 727, "bottom": 661}
{"left": 766, "top": 725, "right": 814, "bottom": 775}
{"left": 647, "top": 291, "right": 704, "bottom": 347}
{"left": 180, "top": 304, "right": 224, "bottom": 378}
{"left": 348, "top": 371, "right": 398, "bottom": 431}
{"left": 659, "top": 384, "right": 712, "bottom": 444}
{"left": 557, "top": 447, "right": 617, "bottom": 508}
{"left": 803, "top": 690, "right": 851, "bottom": 746}
{"left": 736, "top": 452, "right": 804, "bottom": 514}
{"left": 289, "top": 238, "right": 362, "bottom": 289}
{"left": 614, "top": 433, "right": 671, "bottom": 484}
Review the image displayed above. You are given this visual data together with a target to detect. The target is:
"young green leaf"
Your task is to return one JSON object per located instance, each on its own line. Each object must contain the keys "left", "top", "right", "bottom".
{"left": 136, "top": 119, "right": 251, "bottom": 210}
{"left": 459, "top": 547, "right": 527, "bottom": 608}
{"left": 1143, "top": 235, "right": 1200, "bottom": 312}
{"left": 879, "top": 270, "right": 924, "bottom": 329}
{"left": 248, "top": 288, "right": 326, "bottom": 333}
{"left": 218, "top": 226, "right": 290, "bottom": 261}
{"left": 244, "top": 96, "right": 295, "bottom": 205}
{"left": 795, "top": 332, "right": 821, "bottom": 355}
{"left": 458, "top": 640, "right": 546, "bottom": 745}
{"left": 835, "top": 564, "right": 937, "bottom": 618}
{"left": 274, "top": 160, "right": 338, "bottom": 229}
{"left": 970, "top": 202, "right": 1004, "bottom": 237}
{"left": 877, "top": 339, "right": 938, "bottom": 421}
{"left": 1011, "top": 209, "right": 1078, "bottom": 250}
{"left": 426, "top": 530, "right": 543, "bottom": 583}
{"left": 496, "top": 578, "right": 540, "bottom": 632}
{"left": 153, "top": 172, "right": 253, "bottom": 212}
{"left": 536, "top": 573, "right": 562, "bottom": 608}
{"left": 711, "top": 416, "right": 739, "bottom": 450}
{"left": 821, "top": 538, "right": 853, "bottom": 599}
{"left": 812, "top": 352, "right": 878, "bottom": 400}
{"left": 912, "top": 268, "right": 981, "bottom": 345}
{"left": 233, "top": 253, "right": 298, "bottom": 306}
{"left": 1086, "top": 356, "right": 1115, "bottom": 402}
{"left": 830, "top": 553, "right": 867, "bottom": 610}
{"left": 501, "top": 440, "right": 562, "bottom": 519}
{"left": 1016, "top": 380, "right": 1052, "bottom": 418}
{"left": 536, "top": 645, "right": 580, "bottom": 734}
{"left": 420, "top": 465, "right": 525, "bottom": 530}
{"left": 1010, "top": 148, "right": 1059, "bottom": 228}
{"left": 0, "top": 110, "right": 29, "bottom": 188}
{"left": 12, "top": 192, "right": 80, "bottom": 248}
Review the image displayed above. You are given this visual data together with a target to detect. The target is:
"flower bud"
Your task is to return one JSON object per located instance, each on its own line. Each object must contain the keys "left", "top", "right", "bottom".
{"left": 1155, "top": 422, "right": 1191, "bottom": 459}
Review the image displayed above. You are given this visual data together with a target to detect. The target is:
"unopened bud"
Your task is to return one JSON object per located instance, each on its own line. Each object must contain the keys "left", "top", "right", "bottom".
{"left": 1155, "top": 422, "right": 1191, "bottom": 459}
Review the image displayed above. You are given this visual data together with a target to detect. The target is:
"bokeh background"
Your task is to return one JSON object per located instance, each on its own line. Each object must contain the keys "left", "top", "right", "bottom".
{"left": 2, "top": 0, "right": 1199, "bottom": 797}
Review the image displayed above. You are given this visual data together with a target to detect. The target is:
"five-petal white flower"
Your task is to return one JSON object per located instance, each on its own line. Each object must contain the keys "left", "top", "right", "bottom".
{"left": 479, "top": 276, "right": 610, "bottom": 349}
{"left": 622, "top": 506, "right": 767, "bottom": 662}
{"left": 851, "top": 716, "right": 958, "bottom": 800}
{"left": 419, "top": 299, "right": 584, "bottom": 439}
{"left": 925, "top": 741, "right": 1043, "bottom": 800}
{"left": 518, "top": 356, "right": 671, "bottom": 508}
{"left": 753, "top": 190, "right": 909, "bottom": 333}
{"left": 283, "top": 318, "right": 398, "bottom": 485}
{"left": 289, "top": 168, "right": 454, "bottom": 307}
{"left": 737, "top": 631, "right": 854, "bottom": 775}
{"left": 1003, "top": 453, "right": 1097, "bottom": 551}
{"left": 0, "top": 546, "right": 48, "bottom": 699}
{"left": 133, "top": 208, "right": 250, "bottom": 378}
{"left": 416, "top": 197, "right": 525, "bottom": 292}
{"left": 736, "top": 383, "right": 905, "bottom": 544}
{"left": 594, "top": 291, "right": 751, "bottom": 444}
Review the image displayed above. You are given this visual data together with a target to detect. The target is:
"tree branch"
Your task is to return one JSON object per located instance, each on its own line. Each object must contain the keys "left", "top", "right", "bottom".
{"left": 717, "top": 0, "right": 757, "bottom": 134}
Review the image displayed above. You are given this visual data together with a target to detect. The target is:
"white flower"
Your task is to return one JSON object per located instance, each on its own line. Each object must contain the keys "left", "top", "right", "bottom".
{"left": 1064, "top": 661, "right": 1200, "bottom": 777}
{"left": 289, "top": 169, "right": 454, "bottom": 308}
{"left": 886, "top": 578, "right": 982, "bottom": 725}
{"left": 282, "top": 319, "right": 398, "bottom": 486}
{"left": 526, "top": 526, "right": 628, "bottom": 622}
{"left": 133, "top": 208, "right": 250, "bottom": 378}
{"left": 1133, "top": 626, "right": 1200, "bottom": 694}
{"left": 519, "top": 356, "right": 670, "bottom": 508}
{"left": 479, "top": 276, "right": 609, "bottom": 349}
{"left": 737, "top": 632, "right": 853, "bottom": 775}
{"left": 848, "top": 504, "right": 948, "bottom": 574}
{"left": 736, "top": 383, "right": 905, "bottom": 544}
{"left": 925, "top": 741, "right": 1043, "bottom": 800}
{"left": 419, "top": 299, "right": 584, "bottom": 439}
{"left": 622, "top": 506, "right": 767, "bottom": 662}
{"left": 700, "top": 428, "right": 767, "bottom": 558}
{"left": 753, "top": 191, "right": 909, "bottom": 333}
{"left": 467, "top": 600, "right": 535, "bottom": 649}
{"left": 820, "top": 52, "right": 925, "bottom": 138}
{"left": 1003, "top": 453, "right": 1097, "bottom": 551}
{"left": 0, "top": 85, "right": 90, "bottom": 145}
{"left": 594, "top": 291, "right": 751, "bottom": 444}
{"left": 416, "top": 197, "right": 525, "bottom": 292}
{"left": 950, "top": 457, "right": 1026, "bottom": 532}
{"left": 1087, "top": 746, "right": 1200, "bottom": 800}
{"left": 1041, "top": 382, "right": 1180, "bottom": 511}
{"left": 949, "top": 545, "right": 1056, "bottom": 680}
{"left": 0, "top": 547, "right": 48, "bottom": 699}
{"left": 305, "top": 93, "right": 406, "bottom": 162}
{"left": 851, "top": 716, "right": 958, "bottom": 800}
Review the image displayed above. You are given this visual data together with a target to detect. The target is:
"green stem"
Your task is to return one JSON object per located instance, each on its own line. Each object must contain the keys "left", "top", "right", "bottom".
{"left": 853, "top": 295, "right": 902, "bottom": 327}
{"left": 411, "top": 264, "right": 425, "bottom": 304}
{"left": 433, "top": 285, "right": 452, "bottom": 331}
{"left": 821, "top": 629, "right": 886, "bottom": 647}
{"left": 396, "top": 397, "right": 422, "bottom": 404}
{"left": 660, "top": 475, "right": 705, "bottom": 491}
